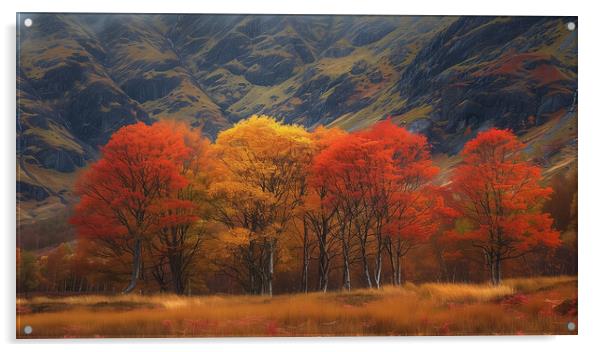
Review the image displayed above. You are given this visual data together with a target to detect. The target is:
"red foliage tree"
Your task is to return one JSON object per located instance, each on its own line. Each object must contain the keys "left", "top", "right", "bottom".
{"left": 313, "top": 127, "right": 397, "bottom": 289}
{"left": 358, "top": 119, "right": 443, "bottom": 286}
{"left": 447, "top": 128, "right": 561, "bottom": 285}
{"left": 311, "top": 119, "right": 442, "bottom": 289}
{"left": 151, "top": 122, "right": 212, "bottom": 294}
{"left": 302, "top": 126, "right": 347, "bottom": 292}
{"left": 71, "top": 122, "right": 191, "bottom": 293}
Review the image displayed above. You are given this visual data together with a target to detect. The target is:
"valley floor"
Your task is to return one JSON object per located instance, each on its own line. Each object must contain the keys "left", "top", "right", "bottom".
{"left": 16, "top": 276, "right": 577, "bottom": 338}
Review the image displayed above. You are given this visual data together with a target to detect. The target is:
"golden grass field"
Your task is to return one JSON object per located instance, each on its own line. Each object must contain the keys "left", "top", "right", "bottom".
{"left": 16, "top": 276, "right": 577, "bottom": 338}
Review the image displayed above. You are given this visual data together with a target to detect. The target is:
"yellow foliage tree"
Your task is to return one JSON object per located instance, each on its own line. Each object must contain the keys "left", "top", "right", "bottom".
{"left": 209, "top": 115, "right": 313, "bottom": 295}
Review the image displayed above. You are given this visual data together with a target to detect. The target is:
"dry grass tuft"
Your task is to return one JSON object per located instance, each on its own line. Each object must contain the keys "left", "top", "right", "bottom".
{"left": 418, "top": 283, "right": 514, "bottom": 303}
{"left": 503, "top": 276, "right": 576, "bottom": 293}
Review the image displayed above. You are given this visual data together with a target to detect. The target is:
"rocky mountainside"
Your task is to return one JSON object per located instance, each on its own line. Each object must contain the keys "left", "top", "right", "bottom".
{"left": 17, "top": 14, "right": 577, "bottom": 240}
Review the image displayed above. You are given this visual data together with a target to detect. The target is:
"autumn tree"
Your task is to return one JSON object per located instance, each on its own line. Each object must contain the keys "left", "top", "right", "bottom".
{"left": 150, "top": 122, "right": 213, "bottom": 294}
{"left": 311, "top": 132, "right": 383, "bottom": 290}
{"left": 303, "top": 126, "right": 347, "bottom": 292}
{"left": 209, "top": 115, "right": 313, "bottom": 296}
{"left": 70, "top": 239, "right": 117, "bottom": 293}
{"left": 359, "top": 120, "right": 441, "bottom": 287}
{"left": 447, "top": 129, "right": 561, "bottom": 285}
{"left": 70, "top": 237, "right": 137, "bottom": 293}
{"left": 312, "top": 120, "right": 442, "bottom": 289}
{"left": 428, "top": 199, "right": 471, "bottom": 283}
{"left": 543, "top": 168, "right": 578, "bottom": 276}
{"left": 71, "top": 122, "right": 191, "bottom": 293}
{"left": 40, "top": 243, "right": 73, "bottom": 292}
{"left": 17, "top": 248, "right": 40, "bottom": 294}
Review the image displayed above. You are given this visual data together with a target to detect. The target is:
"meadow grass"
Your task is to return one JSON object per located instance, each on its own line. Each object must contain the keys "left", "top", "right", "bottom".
{"left": 16, "top": 276, "right": 577, "bottom": 338}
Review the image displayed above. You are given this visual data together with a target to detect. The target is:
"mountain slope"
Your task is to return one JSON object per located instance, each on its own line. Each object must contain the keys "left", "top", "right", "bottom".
{"left": 16, "top": 14, "right": 577, "bottom": 245}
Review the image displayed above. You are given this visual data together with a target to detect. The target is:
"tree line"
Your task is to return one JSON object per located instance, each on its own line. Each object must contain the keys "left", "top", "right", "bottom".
{"left": 17, "top": 116, "right": 571, "bottom": 296}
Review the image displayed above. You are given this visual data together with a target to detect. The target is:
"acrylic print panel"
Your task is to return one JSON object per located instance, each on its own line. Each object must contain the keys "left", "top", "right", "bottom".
{"left": 16, "top": 13, "right": 578, "bottom": 338}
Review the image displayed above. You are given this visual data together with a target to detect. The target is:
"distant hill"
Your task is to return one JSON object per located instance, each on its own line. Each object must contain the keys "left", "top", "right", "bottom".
{"left": 17, "top": 14, "right": 577, "bottom": 246}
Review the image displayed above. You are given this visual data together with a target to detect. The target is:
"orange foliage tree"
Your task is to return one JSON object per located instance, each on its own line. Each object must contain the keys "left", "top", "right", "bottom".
{"left": 71, "top": 122, "right": 192, "bottom": 293}
{"left": 447, "top": 129, "right": 561, "bottom": 285}
{"left": 209, "top": 115, "right": 313, "bottom": 296}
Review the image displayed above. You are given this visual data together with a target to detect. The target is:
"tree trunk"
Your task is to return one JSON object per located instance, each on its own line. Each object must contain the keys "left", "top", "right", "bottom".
{"left": 486, "top": 248, "right": 503, "bottom": 286}
{"left": 123, "top": 238, "right": 142, "bottom": 294}
{"left": 391, "top": 255, "right": 399, "bottom": 286}
{"left": 267, "top": 239, "right": 274, "bottom": 296}
{"left": 319, "top": 244, "right": 330, "bottom": 292}
{"left": 492, "top": 254, "right": 502, "bottom": 285}
{"left": 360, "top": 237, "right": 372, "bottom": 289}
{"left": 386, "top": 238, "right": 403, "bottom": 286}
{"left": 317, "top": 221, "right": 330, "bottom": 292}
{"left": 395, "top": 256, "right": 402, "bottom": 285}
{"left": 170, "top": 256, "right": 185, "bottom": 295}
{"left": 249, "top": 269, "right": 256, "bottom": 294}
{"left": 342, "top": 241, "right": 351, "bottom": 291}
{"left": 301, "top": 218, "right": 309, "bottom": 293}
{"left": 386, "top": 240, "right": 395, "bottom": 285}
{"left": 374, "top": 258, "right": 382, "bottom": 289}
{"left": 302, "top": 256, "right": 309, "bottom": 293}
{"left": 362, "top": 256, "right": 372, "bottom": 288}
{"left": 394, "top": 239, "right": 403, "bottom": 286}
{"left": 248, "top": 244, "right": 257, "bottom": 294}
{"left": 167, "top": 227, "right": 186, "bottom": 295}
{"left": 373, "top": 234, "right": 383, "bottom": 289}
